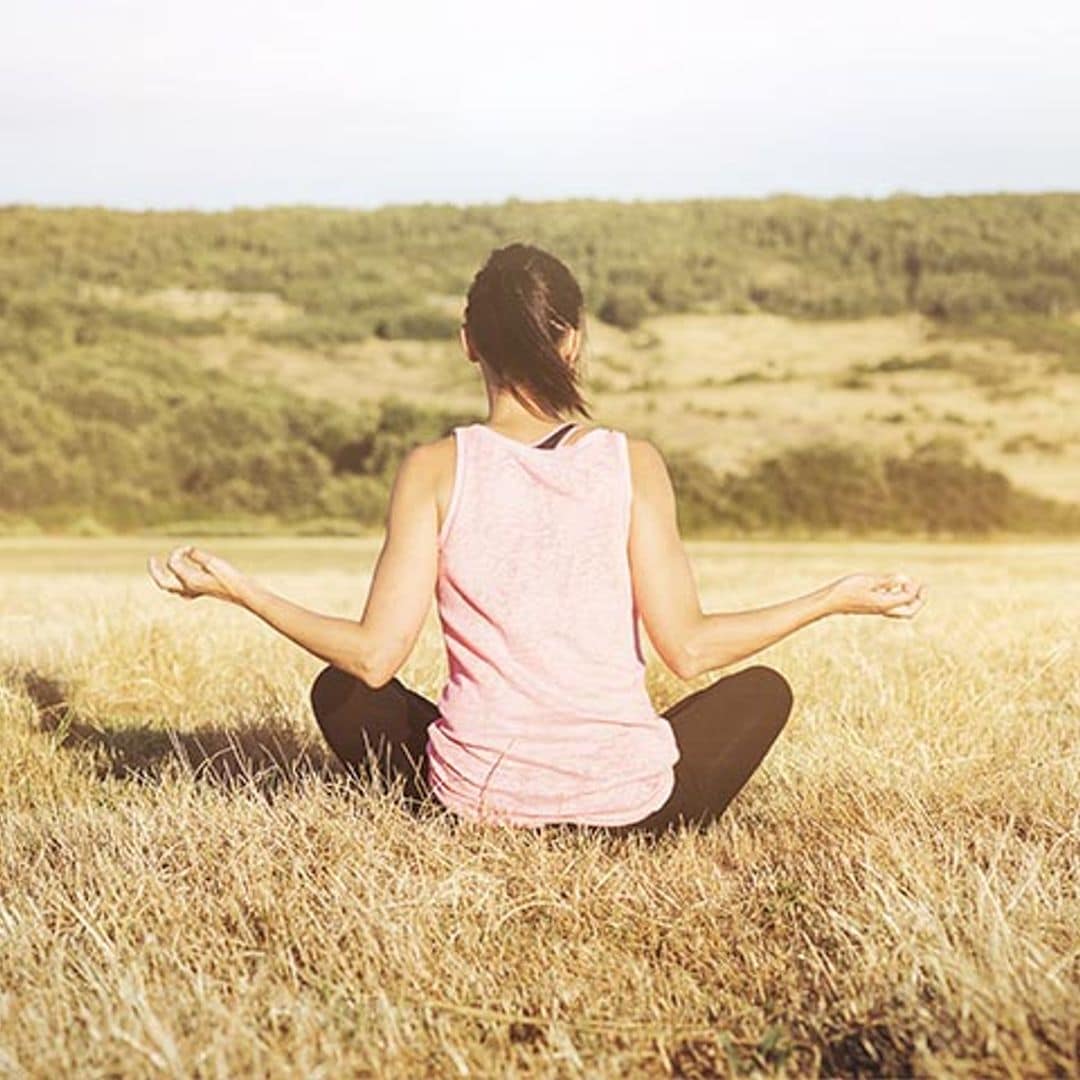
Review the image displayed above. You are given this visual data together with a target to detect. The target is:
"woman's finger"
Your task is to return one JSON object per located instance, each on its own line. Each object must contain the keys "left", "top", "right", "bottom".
{"left": 185, "top": 545, "right": 215, "bottom": 571}
{"left": 884, "top": 585, "right": 928, "bottom": 617}
{"left": 147, "top": 555, "right": 184, "bottom": 593}
{"left": 879, "top": 583, "right": 920, "bottom": 610}
{"left": 875, "top": 583, "right": 916, "bottom": 606}
{"left": 151, "top": 553, "right": 199, "bottom": 599}
{"left": 166, "top": 548, "right": 198, "bottom": 591}
{"left": 879, "top": 572, "right": 915, "bottom": 593}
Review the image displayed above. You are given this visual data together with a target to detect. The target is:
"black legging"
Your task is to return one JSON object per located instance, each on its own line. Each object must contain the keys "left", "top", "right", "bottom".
{"left": 309, "top": 664, "right": 794, "bottom": 838}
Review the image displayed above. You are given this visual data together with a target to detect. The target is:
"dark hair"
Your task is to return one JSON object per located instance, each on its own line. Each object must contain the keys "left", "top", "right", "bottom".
{"left": 463, "top": 242, "right": 592, "bottom": 420}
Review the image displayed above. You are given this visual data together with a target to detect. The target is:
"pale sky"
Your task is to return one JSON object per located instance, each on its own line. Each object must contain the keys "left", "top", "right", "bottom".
{"left": 3, "top": 0, "right": 1079, "bottom": 209}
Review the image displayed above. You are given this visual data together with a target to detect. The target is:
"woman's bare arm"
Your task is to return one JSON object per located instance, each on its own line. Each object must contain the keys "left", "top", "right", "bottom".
{"left": 679, "top": 584, "right": 836, "bottom": 678}
{"left": 147, "top": 445, "right": 442, "bottom": 689}
{"left": 626, "top": 438, "right": 927, "bottom": 680}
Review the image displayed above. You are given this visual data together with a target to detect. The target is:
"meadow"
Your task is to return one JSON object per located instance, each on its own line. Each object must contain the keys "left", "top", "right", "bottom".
{"left": 1, "top": 537, "right": 1076, "bottom": 1077}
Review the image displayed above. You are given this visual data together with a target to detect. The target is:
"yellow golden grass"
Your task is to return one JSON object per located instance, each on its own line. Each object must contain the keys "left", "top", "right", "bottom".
{"left": 1, "top": 538, "right": 1077, "bottom": 1077}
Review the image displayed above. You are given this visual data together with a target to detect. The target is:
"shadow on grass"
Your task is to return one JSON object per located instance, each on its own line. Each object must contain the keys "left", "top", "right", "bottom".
{"left": 6, "top": 666, "right": 670, "bottom": 844}
{"left": 8, "top": 664, "right": 344, "bottom": 799}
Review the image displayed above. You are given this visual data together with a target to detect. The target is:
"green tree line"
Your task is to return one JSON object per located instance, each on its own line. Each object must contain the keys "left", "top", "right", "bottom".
{"left": 2, "top": 195, "right": 1079, "bottom": 535}
{"left": 2, "top": 194, "right": 1079, "bottom": 334}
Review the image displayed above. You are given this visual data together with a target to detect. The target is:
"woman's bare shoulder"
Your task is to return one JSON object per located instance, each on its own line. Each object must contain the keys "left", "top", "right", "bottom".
{"left": 419, "top": 434, "right": 458, "bottom": 523}
{"left": 625, "top": 435, "right": 667, "bottom": 473}
{"left": 624, "top": 435, "right": 674, "bottom": 507}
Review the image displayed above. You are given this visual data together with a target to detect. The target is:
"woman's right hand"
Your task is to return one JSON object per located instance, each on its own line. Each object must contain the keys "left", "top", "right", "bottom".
{"left": 825, "top": 572, "right": 928, "bottom": 618}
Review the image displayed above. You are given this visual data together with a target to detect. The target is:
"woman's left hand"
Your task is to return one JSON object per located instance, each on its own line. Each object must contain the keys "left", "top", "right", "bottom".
{"left": 148, "top": 545, "right": 249, "bottom": 604}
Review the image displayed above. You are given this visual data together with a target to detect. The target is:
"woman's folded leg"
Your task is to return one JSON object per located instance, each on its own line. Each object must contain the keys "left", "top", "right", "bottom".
{"left": 604, "top": 664, "right": 795, "bottom": 839}
{"left": 309, "top": 665, "right": 440, "bottom": 808}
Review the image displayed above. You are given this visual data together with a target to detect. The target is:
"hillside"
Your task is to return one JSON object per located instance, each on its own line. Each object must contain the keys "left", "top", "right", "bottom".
{"left": 1, "top": 195, "right": 1078, "bottom": 535}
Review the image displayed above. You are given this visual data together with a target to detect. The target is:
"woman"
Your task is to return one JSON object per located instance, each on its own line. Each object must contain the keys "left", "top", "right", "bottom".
{"left": 149, "top": 242, "right": 927, "bottom": 837}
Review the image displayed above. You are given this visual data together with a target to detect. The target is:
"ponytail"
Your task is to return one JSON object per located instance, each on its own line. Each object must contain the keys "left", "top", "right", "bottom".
{"left": 464, "top": 243, "right": 592, "bottom": 420}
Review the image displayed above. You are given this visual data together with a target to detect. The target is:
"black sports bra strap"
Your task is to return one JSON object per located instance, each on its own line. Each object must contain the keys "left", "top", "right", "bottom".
{"left": 534, "top": 423, "right": 577, "bottom": 449}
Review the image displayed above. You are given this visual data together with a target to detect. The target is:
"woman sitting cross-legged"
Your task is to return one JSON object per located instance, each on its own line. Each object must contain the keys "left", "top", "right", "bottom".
{"left": 148, "top": 242, "right": 927, "bottom": 838}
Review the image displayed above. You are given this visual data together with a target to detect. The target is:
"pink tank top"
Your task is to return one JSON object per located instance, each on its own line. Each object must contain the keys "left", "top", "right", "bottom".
{"left": 426, "top": 421, "right": 679, "bottom": 827}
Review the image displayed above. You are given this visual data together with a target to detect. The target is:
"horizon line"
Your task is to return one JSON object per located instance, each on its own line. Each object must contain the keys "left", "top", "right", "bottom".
{"left": 3, "top": 187, "right": 1080, "bottom": 215}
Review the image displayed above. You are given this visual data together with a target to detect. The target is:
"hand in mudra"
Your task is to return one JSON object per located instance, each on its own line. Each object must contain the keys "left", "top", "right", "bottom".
{"left": 148, "top": 545, "right": 247, "bottom": 604}
{"left": 827, "top": 571, "right": 928, "bottom": 618}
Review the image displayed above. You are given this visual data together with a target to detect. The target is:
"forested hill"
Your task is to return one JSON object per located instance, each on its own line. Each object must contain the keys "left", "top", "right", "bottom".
{"left": 2, "top": 195, "right": 1079, "bottom": 537}
{"left": 4, "top": 194, "right": 1080, "bottom": 327}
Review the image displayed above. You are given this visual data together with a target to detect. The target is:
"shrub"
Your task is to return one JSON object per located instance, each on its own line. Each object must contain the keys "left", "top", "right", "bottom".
{"left": 597, "top": 287, "right": 650, "bottom": 330}
{"left": 669, "top": 436, "right": 1080, "bottom": 536}
{"left": 256, "top": 315, "right": 372, "bottom": 348}
{"left": 917, "top": 273, "right": 1007, "bottom": 321}
{"left": 373, "top": 308, "right": 459, "bottom": 341}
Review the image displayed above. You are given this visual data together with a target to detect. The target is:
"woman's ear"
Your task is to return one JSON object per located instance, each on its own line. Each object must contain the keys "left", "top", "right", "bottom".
{"left": 560, "top": 325, "right": 580, "bottom": 363}
{"left": 459, "top": 323, "right": 476, "bottom": 363}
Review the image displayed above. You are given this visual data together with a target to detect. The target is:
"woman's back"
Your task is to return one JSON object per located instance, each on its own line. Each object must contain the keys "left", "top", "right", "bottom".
{"left": 427, "top": 421, "right": 679, "bottom": 827}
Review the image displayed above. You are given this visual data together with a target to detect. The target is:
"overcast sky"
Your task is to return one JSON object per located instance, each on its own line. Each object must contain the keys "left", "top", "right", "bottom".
{"left": 3, "top": 0, "right": 1079, "bottom": 209}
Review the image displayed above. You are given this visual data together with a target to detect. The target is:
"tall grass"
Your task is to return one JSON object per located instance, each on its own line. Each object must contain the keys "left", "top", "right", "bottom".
{"left": 0, "top": 539, "right": 1076, "bottom": 1077}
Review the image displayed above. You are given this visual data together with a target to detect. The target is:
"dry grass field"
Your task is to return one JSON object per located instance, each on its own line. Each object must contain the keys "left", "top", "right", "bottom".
{"left": 1, "top": 537, "right": 1076, "bottom": 1077}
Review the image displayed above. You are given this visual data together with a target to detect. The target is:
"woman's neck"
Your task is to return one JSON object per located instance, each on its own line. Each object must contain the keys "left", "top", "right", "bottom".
{"left": 483, "top": 389, "right": 567, "bottom": 439}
